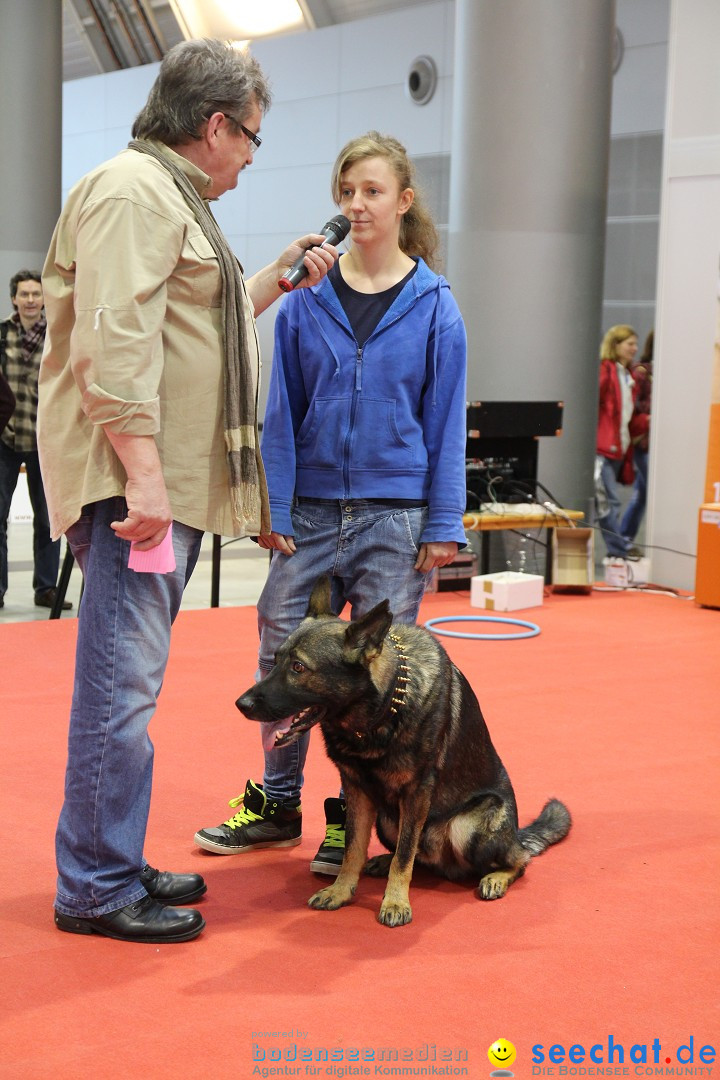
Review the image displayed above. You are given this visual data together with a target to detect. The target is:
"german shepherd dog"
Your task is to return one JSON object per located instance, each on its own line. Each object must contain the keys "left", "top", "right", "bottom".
{"left": 237, "top": 577, "right": 571, "bottom": 927}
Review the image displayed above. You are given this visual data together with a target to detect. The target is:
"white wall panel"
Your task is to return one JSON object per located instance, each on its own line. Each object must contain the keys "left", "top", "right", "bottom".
{"left": 244, "top": 164, "right": 333, "bottom": 237}
{"left": 649, "top": 0, "right": 720, "bottom": 589}
{"left": 211, "top": 180, "right": 249, "bottom": 240}
{"left": 62, "top": 132, "right": 108, "bottom": 191}
{"left": 618, "top": 0, "right": 671, "bottom": 46}
{"left": 103, "top": 127, "right": 132, "bottom": 161}
{"left": 338, "top": 81, "right": 448, "bottom": 155}
{"left": 338, "top": 2, "right": 451, "bottom": 91}
{"left": 611, "top": 43, "right": 668, "bottom": 135}
{"left": 258, "top": 96, "right": 341, "bottom": 170}
{"left": 63, "top": 75, "right": 106, "bottom": 136}
{"left": 667, "top": 0, "right": 720, "bottom": 139}
{"left": 252, "top": 26, "right": 342, "bottom": 102}
{"left": 104, "top": 65, "right": 158, "bottom": 130}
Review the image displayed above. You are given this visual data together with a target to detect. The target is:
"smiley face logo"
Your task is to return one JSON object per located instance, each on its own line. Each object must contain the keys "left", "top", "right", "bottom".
{"left": 488, "top": 1039, "right": 517, "bottom": 1070}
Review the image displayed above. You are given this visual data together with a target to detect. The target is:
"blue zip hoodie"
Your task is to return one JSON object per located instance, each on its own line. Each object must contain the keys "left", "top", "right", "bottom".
{"left": 262, "top": 256, "right": 468, "bottom": 542}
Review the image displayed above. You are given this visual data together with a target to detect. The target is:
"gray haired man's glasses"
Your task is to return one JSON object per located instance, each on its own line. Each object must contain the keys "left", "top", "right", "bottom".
{"left": 224, "top": 114, "right": 262, "bottom": 153}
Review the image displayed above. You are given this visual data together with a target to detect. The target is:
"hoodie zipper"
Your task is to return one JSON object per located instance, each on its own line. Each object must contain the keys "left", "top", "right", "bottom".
{"left": 343, "top": 344, "right": 364, "bottom": 494}
{"left": 313, "top": 270, "right": 443, "bottom": 496}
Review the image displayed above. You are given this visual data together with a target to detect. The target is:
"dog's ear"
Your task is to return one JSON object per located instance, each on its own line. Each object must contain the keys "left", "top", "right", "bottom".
{"left": 306, "top": 575, "right": 334, "bottom": 619}
{"left": 343, "top": 599, "right": 393, "bottom": 666}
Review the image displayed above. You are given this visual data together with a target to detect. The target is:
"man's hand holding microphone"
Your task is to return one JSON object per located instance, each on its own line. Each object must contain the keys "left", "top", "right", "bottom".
{"left": 278, "top": 214, "right": 350, "bottom": 291}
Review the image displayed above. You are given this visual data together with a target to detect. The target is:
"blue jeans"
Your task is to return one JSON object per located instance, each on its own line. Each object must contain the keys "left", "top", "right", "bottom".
{"left": 257, "top": 499, "right": 429, "bottom": 802}
{"left": 0, "top": 441, "right": 60, "bottom": 600}
{"left": 620, "top": 447, "right": 648, "bottom": 542}
{"left": 55, "top": 497, "right": 203, "bottom": 917}
{"left": 596, "top": 456, "right": 632, "bottom": 557}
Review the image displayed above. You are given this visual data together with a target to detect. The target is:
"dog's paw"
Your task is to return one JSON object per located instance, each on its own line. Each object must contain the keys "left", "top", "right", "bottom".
{"left": 308, "top": 884, "right": 355, "bottom": 911}
{"left": 477, "top": 873, "right": 510, "bottom": 901}
{"left": 377, "top": 900, "right": 413, "bottom": 927}
{"left": 363, "top": 854, "right": 392, "bottom": 878}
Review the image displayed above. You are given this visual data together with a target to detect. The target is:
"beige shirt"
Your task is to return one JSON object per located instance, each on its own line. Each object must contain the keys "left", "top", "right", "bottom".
{"left": 38, "top": 142, "right": 261, "bottom": 539}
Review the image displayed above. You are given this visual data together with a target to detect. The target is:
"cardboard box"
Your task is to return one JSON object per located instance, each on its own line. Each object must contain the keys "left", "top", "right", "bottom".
{"left": 552, "top": 526, "right": 594, "bottom": 593}
{"left": 470, "top": 571, "right": 544, "bottom": 611}
{"left": 695, "top": 504, "right": 720, "bottom": 608}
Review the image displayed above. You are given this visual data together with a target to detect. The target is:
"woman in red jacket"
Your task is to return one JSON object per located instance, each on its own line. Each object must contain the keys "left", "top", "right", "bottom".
{"left": 620, "top": 330, "right": 653, "bottom": 542}
{"left": 595, "top": 324, "right": 640, "bottom": 558}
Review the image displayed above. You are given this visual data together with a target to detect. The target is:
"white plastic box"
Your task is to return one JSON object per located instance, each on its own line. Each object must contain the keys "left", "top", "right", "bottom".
{"left": 470, "top": 571, "right": 544, "bottom": 611}
{"left": 603, "top": 557, "right": 651, "bottom": 587}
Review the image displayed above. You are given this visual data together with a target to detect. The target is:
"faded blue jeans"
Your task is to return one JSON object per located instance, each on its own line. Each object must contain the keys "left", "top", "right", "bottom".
{"left": 620, "top": 447, "right": 648, "bottom": 542}
{"left": 257, "top": 498, "right": 429, "bottom": 802}
{"left": 55, "top": 497, "right": 203, "bottom": 917}
{"left": 596, "top": 455, "right": 633, "bottom": 557}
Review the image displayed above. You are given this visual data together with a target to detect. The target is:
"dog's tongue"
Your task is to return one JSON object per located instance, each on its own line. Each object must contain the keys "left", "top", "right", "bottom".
{"left": 261, "top": 719, "right": 290, "bottom": 752}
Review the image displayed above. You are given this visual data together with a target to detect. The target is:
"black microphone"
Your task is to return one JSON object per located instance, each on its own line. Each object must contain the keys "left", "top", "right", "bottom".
{"left": 278, "top": 214, "right": 351, "bottom": 292}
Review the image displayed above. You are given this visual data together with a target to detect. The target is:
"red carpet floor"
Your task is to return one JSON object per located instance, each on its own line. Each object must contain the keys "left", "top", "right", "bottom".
{"left": 1, "top": 587, "right": 718, "bottom": 1079}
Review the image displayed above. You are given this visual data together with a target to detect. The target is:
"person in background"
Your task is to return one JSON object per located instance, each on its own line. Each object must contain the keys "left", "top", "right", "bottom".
{"left": 38, "top": 39, "right": 336, "bottom": 945}
{"left": 595, "top": 324, "right": 641, "bottom": 559}
{"left": 0, "top": 271, "right": 71, "bottom": 611}
{"left": 0, "top": 360, "right": 15, "bottom": 435}
{"left": 194, "top": 131, "right": 468, "bottom": 875}
{"left": 620, "top": 329, "right": 653, "bottom": 544}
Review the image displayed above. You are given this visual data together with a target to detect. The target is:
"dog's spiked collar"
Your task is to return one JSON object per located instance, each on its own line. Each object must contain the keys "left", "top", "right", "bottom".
{"left": 387, "top": 630, "right": 411, "bottom": 715}
{"left": 353, "top": 630, "right": 411, "bottom": 740}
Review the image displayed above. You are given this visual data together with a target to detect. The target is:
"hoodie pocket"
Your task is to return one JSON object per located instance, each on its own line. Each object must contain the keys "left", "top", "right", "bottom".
{"left": 296, "top": 397, "right": 350, "bottom": 468}
{"left": 352, "top": 397, "right": 416, "bottom": 470}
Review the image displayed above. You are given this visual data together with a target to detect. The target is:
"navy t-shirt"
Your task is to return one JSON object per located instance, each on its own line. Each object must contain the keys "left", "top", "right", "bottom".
{"left": 329, "top": 259, "right": 418, "bottom": 347}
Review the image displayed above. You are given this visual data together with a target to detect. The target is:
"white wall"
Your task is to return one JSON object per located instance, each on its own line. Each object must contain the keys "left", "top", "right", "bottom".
{"left": 649, "top": 0, "right": 720, "bottom": 589}
{"left": 611, "top": 0, "right": 669, "bottom": 136}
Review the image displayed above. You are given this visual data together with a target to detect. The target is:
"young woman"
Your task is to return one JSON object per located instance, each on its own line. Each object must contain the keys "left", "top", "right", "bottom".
{"left": 595, "top": 324, "right": 639, "bottom": 558}
{"left": 620, "top": 329, "right": 653, "bottom": 543}
{"left": 195, "top": 132, "right": 468, "bottom": 873}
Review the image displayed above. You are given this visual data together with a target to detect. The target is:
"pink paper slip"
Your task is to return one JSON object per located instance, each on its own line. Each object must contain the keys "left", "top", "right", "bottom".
{"left": 128, "top": 524, "right": 176, "bottom": 574}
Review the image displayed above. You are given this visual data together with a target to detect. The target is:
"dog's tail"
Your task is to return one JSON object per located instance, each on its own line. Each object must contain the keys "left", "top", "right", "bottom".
{"left": 519, "top": 798, "right": 572, "bottom": 855}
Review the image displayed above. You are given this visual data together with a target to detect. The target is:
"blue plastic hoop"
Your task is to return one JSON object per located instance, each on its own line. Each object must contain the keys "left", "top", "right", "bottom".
{"left": 424, "top": 615, "right": 541, "bottom": 640}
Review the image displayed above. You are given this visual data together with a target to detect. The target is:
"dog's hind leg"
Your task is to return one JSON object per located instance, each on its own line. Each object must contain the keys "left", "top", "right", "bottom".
{"left": 477, "top": 840, "right": 531, "bottom": 900}
{"left": 308, "top": 786, "right": 374, "bottom": 912}
{"left": 364, "top": 853, "right": 393, "bottom": 877}
{"left": 376, "top": 788, "right": 432, "bottom": 927}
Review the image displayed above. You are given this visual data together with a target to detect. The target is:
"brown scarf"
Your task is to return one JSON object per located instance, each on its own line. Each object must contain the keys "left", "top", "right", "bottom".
{"left": 128, "top": 139, "right": 269, "bottom": 534}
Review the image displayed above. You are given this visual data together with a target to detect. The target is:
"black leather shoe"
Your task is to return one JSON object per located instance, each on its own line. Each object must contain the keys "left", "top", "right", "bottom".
{"left": 140, "top": 864, "right": 207, "bottom": 905}
{"left": 54, "top": 895, "right": 205, "bottom": 943}
{"left": 35, "top": 588, "right": 72, "bottom": 610}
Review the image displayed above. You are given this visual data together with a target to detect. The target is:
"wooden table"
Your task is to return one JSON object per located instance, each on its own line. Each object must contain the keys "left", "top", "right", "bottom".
{"left": 462, "top": 503, "right": 585, "bottom": 581}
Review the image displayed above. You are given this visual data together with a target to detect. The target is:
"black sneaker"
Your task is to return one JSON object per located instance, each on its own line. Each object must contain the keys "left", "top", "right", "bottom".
{"left": 193, "top": 779, "right": 302, "bottom": 855}
{"left": 310, "top": 797, "right": 346, "bottom": 876}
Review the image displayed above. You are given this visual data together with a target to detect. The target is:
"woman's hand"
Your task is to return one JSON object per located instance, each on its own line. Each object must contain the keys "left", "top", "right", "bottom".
{"left": 257, "top": 531, "right": 296, "bottom": 555}
{"left": 415, "top": 542, "right": 459, "bottom": 573}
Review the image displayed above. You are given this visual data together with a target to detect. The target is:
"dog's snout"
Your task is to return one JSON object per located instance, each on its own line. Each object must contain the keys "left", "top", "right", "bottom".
{"left": 236, "top": 690, "right": 259, "bottom": 717}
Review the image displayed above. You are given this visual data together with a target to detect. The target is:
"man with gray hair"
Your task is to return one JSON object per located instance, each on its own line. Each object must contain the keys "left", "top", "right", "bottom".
{"left": 39, "top": 38, "right": 336, "bottom": 944}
